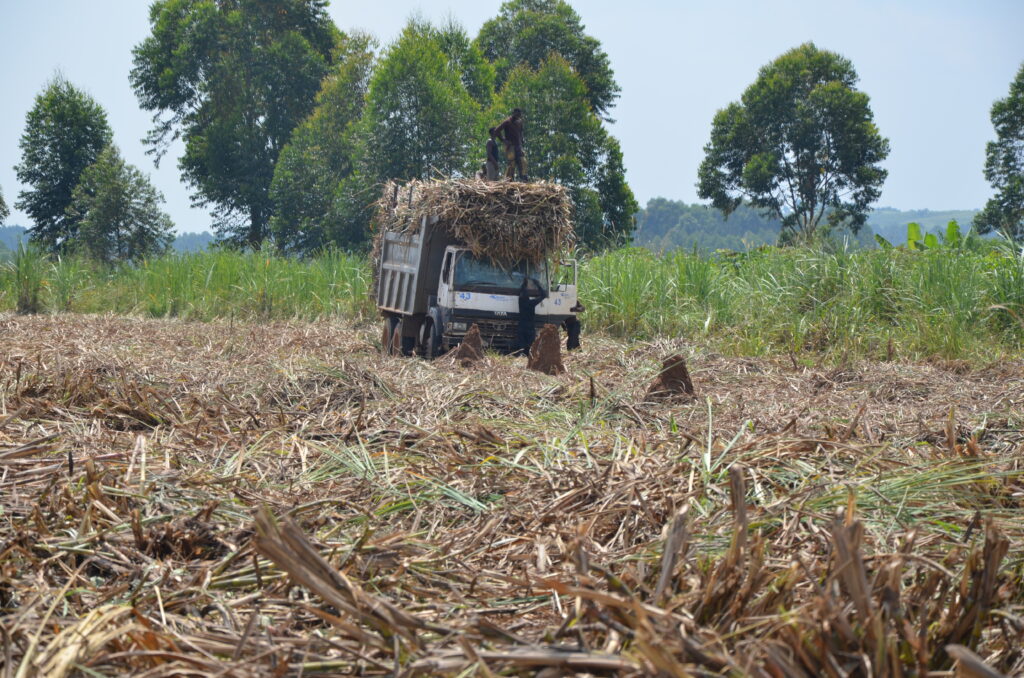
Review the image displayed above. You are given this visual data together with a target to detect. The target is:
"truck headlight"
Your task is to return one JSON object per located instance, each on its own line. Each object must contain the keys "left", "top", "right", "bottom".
{"left": 448, "top": 321, "right": 468, "bottom": 332}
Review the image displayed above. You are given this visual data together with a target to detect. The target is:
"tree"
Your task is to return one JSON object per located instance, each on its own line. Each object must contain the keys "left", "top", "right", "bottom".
{"left": 697, "top": 43, "right": 890, "bottom": 244}
{"left": 433, "top": 19, "right": 495, "bottom": 109}
{"left": 0, "top": 186, "right": 8, "bottom": 225}
{"left": 66, "top": 144, "right": 174, "bottom": 264}
{"left": 14, "top": 75, "right": 112, "bottom": 253}
{"left": 975, "top": 63, "right": 1024, "bottom": 239}
{"left": 130, "top": 0, "right": 338, "bottom": 247}
{"left": 355, "top": 19, "right": 483, "bottom": 184}
{"left": 492, "top": 56, "right": 636, "bottom": 248}
{"left": 596, "top": 137, "right": 637, "bottom": 247}
{"left": 270, "top": 33, "right": 376, "bottom": 253}
{"left": 476, "top": 0, "right": 619, "bottom": 119}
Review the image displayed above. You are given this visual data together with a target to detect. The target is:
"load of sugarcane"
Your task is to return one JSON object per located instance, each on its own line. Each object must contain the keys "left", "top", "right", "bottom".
{"left": 374, "top": 178, "right": 574, "bottom": 265}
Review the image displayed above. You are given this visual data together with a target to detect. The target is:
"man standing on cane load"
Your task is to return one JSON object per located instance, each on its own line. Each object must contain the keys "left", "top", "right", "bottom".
{"left": 485, "top": 128, "right": 501, "bottom": 180}
{"left": 494, "top": 108, "right": 527, "bottom": 181}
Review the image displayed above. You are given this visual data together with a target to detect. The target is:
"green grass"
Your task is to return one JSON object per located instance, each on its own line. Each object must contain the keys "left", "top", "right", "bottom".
{"left": 581, "top": 244, "right": 1024, "bottom": 361}
{"left": 0, "top": 248, "right": 374, "bottom": 321}
{"left": 2, "top": 243, "right": 1023, "bottom": 361}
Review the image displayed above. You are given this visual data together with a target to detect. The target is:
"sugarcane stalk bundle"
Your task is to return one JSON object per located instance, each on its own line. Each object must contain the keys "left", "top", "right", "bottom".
{"left": 374, "top": 178, "right": 574, "bottom": 265}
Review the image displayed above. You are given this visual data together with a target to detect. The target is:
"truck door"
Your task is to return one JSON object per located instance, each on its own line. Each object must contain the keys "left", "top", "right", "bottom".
{"left": 437, "top": 250, "right": 455, "bottom": 309}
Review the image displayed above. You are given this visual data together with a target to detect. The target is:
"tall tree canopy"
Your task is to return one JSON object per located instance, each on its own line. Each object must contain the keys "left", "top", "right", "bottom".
{"left": 270, "top": 34, "right": 376, "bottom": 253}
{"left": 67, "top": 144, "right": 175, "bottom": 264}
{"left": 975, "top": 63, "right": 1024, "bottom": 240}
{"left": 434, "top": 19, "right": 495, "bottom": 109}
{"left": 0, "top": 186, "right": 8, "bottom": 225}
{"left": 492, "top": 56, "right": 636, "bottom": 248}
{"left": 130, "top": 0, "right": 338, "bottom": 247}
{"left": 476, "top": 0, "right": 619, "bottom": 119}
{"left": 355, "top": 19, "right": 484, "bottom": 184}
{"left": 14, "top": 75, "right": 113, "bottom": 253}
{"left": 697, "top": 43, "right": 889, "bottom": 243}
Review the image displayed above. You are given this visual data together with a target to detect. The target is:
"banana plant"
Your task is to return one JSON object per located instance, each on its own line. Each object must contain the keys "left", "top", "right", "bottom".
{"left": 944, "top": 220, "right": 962, "bottom": 247}
{"left": 875, "top": 220, "right": 975, "bottom": 251}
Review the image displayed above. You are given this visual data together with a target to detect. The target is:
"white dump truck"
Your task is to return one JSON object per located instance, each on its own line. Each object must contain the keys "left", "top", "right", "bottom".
{"left": 374, "top": 181, "right": 580, "bottom": 358}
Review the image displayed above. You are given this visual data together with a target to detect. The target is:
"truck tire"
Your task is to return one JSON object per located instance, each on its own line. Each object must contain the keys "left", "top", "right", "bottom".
{"left": 420, "top": 317, "right": 442, "bottom": 359}
{"left": 382, "top": 316, "right": 399, "bottom": 355}
{"left": 399, "top": 321, "right": 416, "bottom": 357}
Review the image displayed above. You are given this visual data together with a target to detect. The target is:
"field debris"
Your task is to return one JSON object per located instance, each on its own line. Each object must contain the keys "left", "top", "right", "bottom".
{"left": 646, "top": 353, "right": 695, "bottom": 399}
{"left": 527, "top": 322, "right": 566, "bottom": 375}
{"left": 374, "top": 179, "right": 574, "bottom": 265}
{"left": 1, "top": 314, "right": 1023, "bottom": 676}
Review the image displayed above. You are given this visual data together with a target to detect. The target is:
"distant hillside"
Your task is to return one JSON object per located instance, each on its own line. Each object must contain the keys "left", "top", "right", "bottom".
{"left": 633, "top": 200, "right": 981, "bottom": 252}
{"left": 173, "top": 231, "right": 215, "bottom": 252}
{"left": 634, "top": 199, "right": 874, "bottom": 251}
{"left": 0, "top": 225, "right": 27, "bottom": 251}
{"left": 0, "top": 226, "right": 214, "bottom": 254}
{"left": 635, "top": 200, "right": 781, "bottom": 251}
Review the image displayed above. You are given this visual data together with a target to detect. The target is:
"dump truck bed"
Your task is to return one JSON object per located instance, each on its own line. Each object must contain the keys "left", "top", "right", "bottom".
{"left": 376, "top": 216, "right": 456, "bottom": 316}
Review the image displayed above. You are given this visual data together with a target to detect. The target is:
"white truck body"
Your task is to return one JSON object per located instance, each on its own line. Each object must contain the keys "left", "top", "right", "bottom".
{"left": 376, "top": 215, "right": 579, "bottom": 356}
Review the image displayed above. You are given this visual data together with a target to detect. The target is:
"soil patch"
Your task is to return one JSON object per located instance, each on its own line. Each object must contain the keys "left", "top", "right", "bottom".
{"left": 646, "top": 354, "right": 695, "bottom": 399}
{"left": 450, "top": 323, "right": 484, "bottom": 366}
{"left": 527, "top": 323, "right": 565, "bottom": 375}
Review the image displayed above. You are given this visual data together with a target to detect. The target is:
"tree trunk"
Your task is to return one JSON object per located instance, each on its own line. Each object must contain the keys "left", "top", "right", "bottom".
{"left": 248, "top": 207, "right": 267, "bottom": 250}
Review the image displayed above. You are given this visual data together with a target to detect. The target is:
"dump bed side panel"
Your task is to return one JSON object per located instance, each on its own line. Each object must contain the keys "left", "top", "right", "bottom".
{"left": 377, "top": 217, "right": 456, "bottom": 315}
{"left": 377, "top": 227, "right": 422, "bottom": 315}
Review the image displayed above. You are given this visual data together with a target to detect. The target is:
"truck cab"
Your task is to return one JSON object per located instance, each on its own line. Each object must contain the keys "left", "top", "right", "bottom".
{"left": 425, "top": 247, "right": 578, "bottom": 355}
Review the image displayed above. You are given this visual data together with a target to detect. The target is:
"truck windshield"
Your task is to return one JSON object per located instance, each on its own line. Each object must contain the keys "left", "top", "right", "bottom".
{"left": 453, "top": 253, "right": 547, "bottom": 292}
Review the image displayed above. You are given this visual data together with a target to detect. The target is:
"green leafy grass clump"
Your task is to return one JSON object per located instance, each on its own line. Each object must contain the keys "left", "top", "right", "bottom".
{"left": 0, "top": 247, "right": 374, "bottom": 321}
{"left": 581, "top": 244, "right": 1024, "bottom": 361}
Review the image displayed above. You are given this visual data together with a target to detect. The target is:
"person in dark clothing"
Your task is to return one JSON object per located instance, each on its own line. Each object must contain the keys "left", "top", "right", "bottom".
{"left": 494, "top": 108, "right": 527, "bottom": 181}
{"left": 517, "top": 276, "right": 547, "bottom": 355}
{"left": 564, "top": 317, "right": 582, "bottom": 350}
{"left": 564, "top": 301, "right": 585, "bottom": 350}
{"left": 485, "top": 128, "right": 501, "bottom": 180}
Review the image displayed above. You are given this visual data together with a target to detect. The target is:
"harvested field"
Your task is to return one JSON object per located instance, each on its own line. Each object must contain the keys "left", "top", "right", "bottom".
{"left": 1, "top": 313, "right": 1023, "bottom": 676}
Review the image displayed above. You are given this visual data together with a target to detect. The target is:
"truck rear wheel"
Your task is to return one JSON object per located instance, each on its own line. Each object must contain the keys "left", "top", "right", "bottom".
{"left": 382, "top": 316, "right": 399, "bottom": 355}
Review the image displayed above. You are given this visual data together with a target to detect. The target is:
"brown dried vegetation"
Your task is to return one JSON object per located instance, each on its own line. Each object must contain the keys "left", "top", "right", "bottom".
{"left": 1, "top": 314, "right": 1023, "bottom": 676}
{"left": 374, "top": 179, "right": 574, "bottom": 265}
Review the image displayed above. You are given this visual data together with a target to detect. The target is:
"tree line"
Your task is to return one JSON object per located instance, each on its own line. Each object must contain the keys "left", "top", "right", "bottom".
{"left": 3, "top": 0, "right": 635, "bottom": 260}
{"left": 632, "top": 199, "right": 987, "bottom": 252}
{"left": 0, "top": 225, "right": 213, "bottom": 260}
{"left": 132, "top": 0, "right": 636, "bottom": 254}
{"left": 2, "top": 1, "right": 1021, "bottom": 263}
{"left": 6, "top": 76, "right": 174, "bottom": 263}
{"left": 635, "top": 199, "right": 786, "bottom": 252}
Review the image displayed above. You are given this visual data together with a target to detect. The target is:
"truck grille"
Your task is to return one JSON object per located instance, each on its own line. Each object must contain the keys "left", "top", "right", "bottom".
{"left": 474, "top": 319, "right": 516, "bottom": 336}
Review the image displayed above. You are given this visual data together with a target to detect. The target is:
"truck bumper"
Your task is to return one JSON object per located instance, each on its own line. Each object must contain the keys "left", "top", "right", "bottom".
{"left": 441, "top": 310, "right": 574, "bottom": 353}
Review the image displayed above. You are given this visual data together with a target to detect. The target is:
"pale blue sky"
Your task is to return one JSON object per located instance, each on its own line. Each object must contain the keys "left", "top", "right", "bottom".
{"left": 1, "top": 1, "right": 1021, "bottom": 232}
